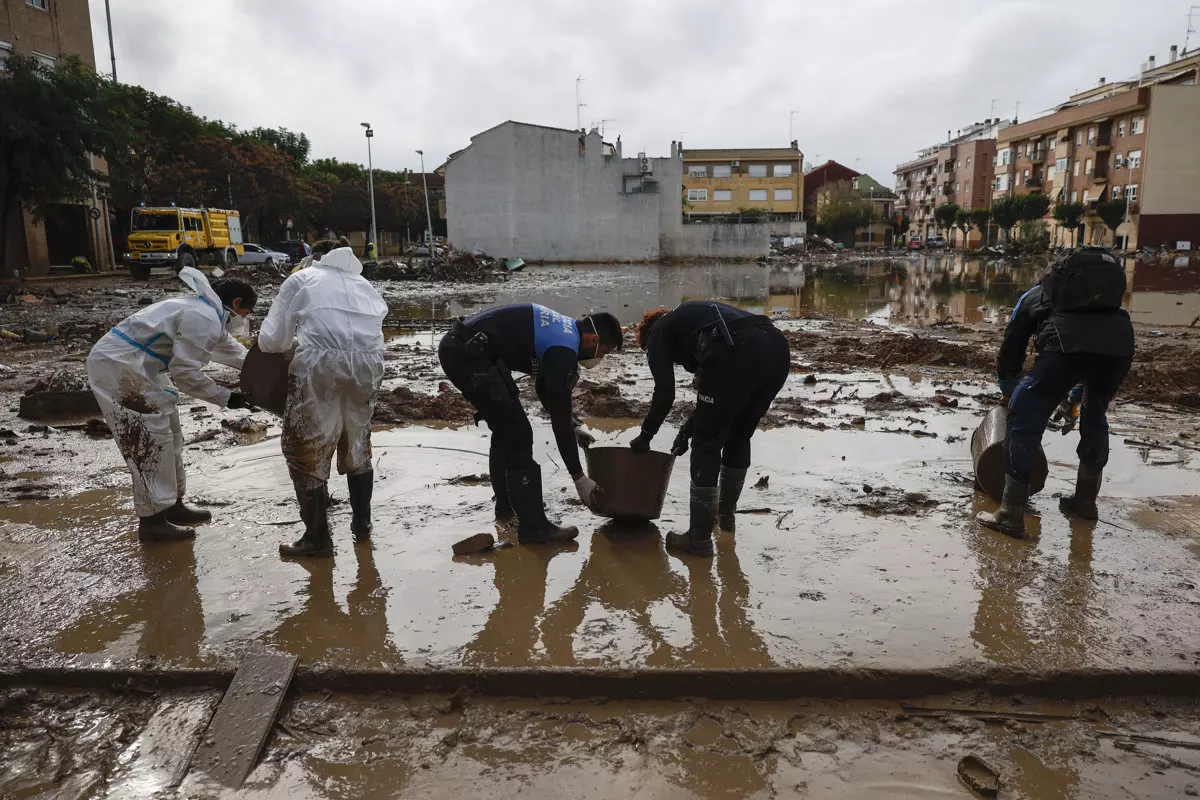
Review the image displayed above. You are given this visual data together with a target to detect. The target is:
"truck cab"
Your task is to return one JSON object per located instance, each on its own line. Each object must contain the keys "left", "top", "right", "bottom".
{"left": 125, "top": 206, "right": 244, "bottom": 279}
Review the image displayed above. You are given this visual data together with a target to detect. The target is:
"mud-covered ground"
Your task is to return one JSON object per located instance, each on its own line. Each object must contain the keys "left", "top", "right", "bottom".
{"left": 1, "top": 257, "right": 1199, "bottom": 797}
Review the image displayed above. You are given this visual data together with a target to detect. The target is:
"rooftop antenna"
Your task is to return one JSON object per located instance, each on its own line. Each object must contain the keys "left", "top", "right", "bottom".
{"left": 990, "top": 98, "right": 998, "bottom": 119}
{"left": 596, "top": 118, "right": 618, "bottom": 136}
{"left": 575, "top": 75, "right": 586, "bottom": 131}
{"left": 1014, "top": 100, "right": 1020, "bottom": 123}
{"left": 789, "top": 110, "right": 797, "bottom": 142}
{"left": 1186, "top": 5, "right": 1200, "bottom": 53}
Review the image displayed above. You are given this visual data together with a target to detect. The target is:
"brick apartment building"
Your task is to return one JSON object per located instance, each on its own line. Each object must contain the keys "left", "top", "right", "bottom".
{"left": 893, "top": 118, "right": 1008, "bottom": 246}
{"left": 2, "top": 0, "right": 112, "bottom": 275}
{"left": 680, "top": 143, "right": 804, "bottom": 221}
{"left": 993, "top": 45, "right": 1200, "bottom": 249}
{"left": 802, "top": 160, "right": 859, "bottom": 220}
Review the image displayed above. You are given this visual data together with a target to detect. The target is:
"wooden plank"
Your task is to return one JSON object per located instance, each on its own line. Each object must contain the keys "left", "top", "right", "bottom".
{"left": 185, "top": 649, "right": 298, "bottom": 789}
{"left": 108, "top": 691, "right": 222, "bottom": 796}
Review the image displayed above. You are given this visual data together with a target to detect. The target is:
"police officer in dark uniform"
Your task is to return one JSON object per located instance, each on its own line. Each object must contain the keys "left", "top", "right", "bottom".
{"left": 438, "top": 304, "right": 624, "bottom": 543}
{"left": 631, "top": 302, "right": 790, "bottom": 557}
{"left": 978, "top": 247, "right": 1134, "bottom": 537}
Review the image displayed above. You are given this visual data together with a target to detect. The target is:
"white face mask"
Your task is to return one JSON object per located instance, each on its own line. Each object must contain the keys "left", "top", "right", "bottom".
{"left": 225, "top": 312, "right": 249, "bottom": 337}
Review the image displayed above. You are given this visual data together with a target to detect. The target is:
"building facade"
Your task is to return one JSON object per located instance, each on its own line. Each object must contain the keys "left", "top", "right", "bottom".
{"left": 894, "top": 119, "right": 1006, "bottom": 245}
{"left": 2, "top": 0, "right": 113, "bottom": 276}
{"left": 680, "top": 144, "right": 804, "bottom": 221}
{"left": 444, "top": 121, "right": 771, "bottom": 262}
{"left": 803, "top": 160, "right": 859, "bottom": 220}
{"left": 994, "top": 46, "right": 1200, "bottom": 249}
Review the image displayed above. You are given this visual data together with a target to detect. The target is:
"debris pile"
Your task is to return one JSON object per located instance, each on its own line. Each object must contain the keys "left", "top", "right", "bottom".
{"left": 373, "top": 385, "right": 475, "bottom": 424}
{"left": 573, "top": 381, "right": 648, "bottom": 418}
{"left": 364, "top": 248, "right": 509, "bottom": 283}
{"left": 788, "top": 330, "right": 995, "bottom": 372}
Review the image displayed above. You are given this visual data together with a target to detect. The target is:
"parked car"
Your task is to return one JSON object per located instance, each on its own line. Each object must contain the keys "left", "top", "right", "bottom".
{"left": 238, "top": 243, "right": 289, "bottom": 266}
{"left": 268, "top": 240, "right": 310, "bottom": 262}
{"left": 907, "top": 238, "right": 923, "bottom": 250}
{"left": 927, "top": 235, "right": 948, "bottom": 249}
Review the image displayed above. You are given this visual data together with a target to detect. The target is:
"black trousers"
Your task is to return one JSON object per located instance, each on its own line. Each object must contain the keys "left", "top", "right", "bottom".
{"left": 437, "top": 333, "right": 536, "bottom": 473}
{"left": 689, "top": 326, "right": 790, "bottom": 487}
{"left": 1004, "top": 350, "right": 1131, "bottom": 483}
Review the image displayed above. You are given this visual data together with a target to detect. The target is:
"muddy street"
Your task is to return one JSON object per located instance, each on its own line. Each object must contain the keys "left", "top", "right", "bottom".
{"left": 2, "top": 254, "right": 1199, "bottom": 797}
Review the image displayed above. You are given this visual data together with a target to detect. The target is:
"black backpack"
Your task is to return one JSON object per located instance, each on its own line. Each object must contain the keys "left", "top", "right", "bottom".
{"left": 1041, "top": 246, "right": 1126, "bottom": 312}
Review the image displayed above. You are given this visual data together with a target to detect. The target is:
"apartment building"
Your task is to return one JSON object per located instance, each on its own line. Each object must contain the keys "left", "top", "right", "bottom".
{"left": 803, "top": 160, "right": 859, "bottom": 220}
{"left": 2, "top": 0, "right": 110, "bottom": 275}
{"left": 681, "top": 143, "right": 804, "bottom": 221}
{"left": 993, "top": 45, "right": 1199, "bottom": 248}
{"left": 894, "top": 119, "right": 1006, "bottom": 245}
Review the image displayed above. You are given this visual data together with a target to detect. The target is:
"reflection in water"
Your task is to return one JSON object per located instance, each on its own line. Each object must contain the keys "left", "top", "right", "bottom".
{"left": 384, "top": 254, "right": 1200, "bottom": 329}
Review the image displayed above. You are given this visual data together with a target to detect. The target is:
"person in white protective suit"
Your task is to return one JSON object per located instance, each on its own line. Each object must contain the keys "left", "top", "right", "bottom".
{"left": 86, "top": 268, "right": 257, "bottom": 542}
{"left": 258, "top": 244, "right": 388, "bottom": 558}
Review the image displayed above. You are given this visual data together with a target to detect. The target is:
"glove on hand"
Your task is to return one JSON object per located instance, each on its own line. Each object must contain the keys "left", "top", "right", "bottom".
{"left": 670, "top": 430, "right": 690, "bottom": 457}
{"left": 1051, "top": 399, "right": 1081, "bottom": 435}
{"left": 997, "top": 377, "right": 1020, "bottom": 399}
{"left": 574, "top": 475, "right": 601, "bottom": 509}
{"left": 574, "top": 427, "right": 596, "bottom": 448}
{"left": 629, "top": 432, "right": 652, "bottom": 454}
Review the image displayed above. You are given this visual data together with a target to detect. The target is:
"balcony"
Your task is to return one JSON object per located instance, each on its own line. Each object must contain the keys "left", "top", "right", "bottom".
{"left": 1090, "top": 166, "right": 1109, "bottom": 183}
{"left": 1025, "top": 176, "right": 1044, "bottom": 191}
{"left": 1029, "top": 149, "right": 1046, "bottom": 163}
{"left": 942, "top": 182, "right": 954, "bottom": 196}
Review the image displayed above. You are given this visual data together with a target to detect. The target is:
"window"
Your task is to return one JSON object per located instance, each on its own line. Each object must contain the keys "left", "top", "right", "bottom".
{"left": 1049, "top": 139, "right": 1056, "bottom": 152}
{"left": 995, "top": 174, "right": 1010, "bottom": 191}
{"left": 1017, "top": 145, "right": 1024, "bottom": 158}
{"left": 687, "top": 189, "right": 707, "bottom": 202}
{"left": 1082, "top": 190, "right": 1089, "bottom": 203}
{"left": 774, "top": 189, "right": 793, "bottom": 201}
{"left": 713, "top": 189, "right": 732, "bottom": 202}
{"left": 966, "top": 157, "right": 971, "bottom": 168}
{"left": 687, "top": 166, "right": 707, "bottom": 178}
{"left": 748, "top": 189, "right": 768, "bottom": 201}
{"left": 1085, "top": 158, "right": 1092, "bottom": 175}
{"left": 1055, "top": 157, "right": 1069, "bottom": 173}
{"left": 712, "top": 164, "right": 731, "bottom": 178}
{"left": 1087, "top": 127, "right": 1095, "bottom": 144}
{"left": 1128, "top": 149, "right": 1142, "bottom": 169}
{"left": 1112, "top": 185, "right": 1123, "bottom": 200}
{"left": 956, "top": 160, "right": 961, "bottom": 169}
{"left": 1074, "top": 160, "right": 1080, "bottom": 176}
{"left": 0, "top": 41, "right": 11, "bottom": 71}
{"left": 965, "top": 179, "right": 970, "bottom": 192}
{"left": 27, "top": 0, "right": 49, "bottom": 9}
{"left": 1118, "top": 120, "right": 1126, "bottom": 137}
{"left": 773, "top": 164, "right": 793, "bottom": 177}
{"left": 1072, "top": 191, "right": 1079, "bottom": 202}
{"left": 1024, "top": 169, "right": 1030, "bottom": 180}
{"left": 1125, "top": 184, "right": 1138, "bottom": 202}
{"left": 32, "top": 51, "right": 56, "bottom": 69}
{"left": 1131, "top": 117, "right": 1144, "bottom": 135}
{"left": 956, "top": 183, "right": 960, "bottom": 193}
{"left": 1114, "top": 153, "right": 1124, "bottom": 169}
{"left": 1075, "top": 131, "right": 1083, "bottom": 146}
{"left": 998, "top": 148, "right": 1012, "bottom": 166}
{"left": 244, "top": 243, "right": 261, "bottom": 253}
{"left": 748, "top": 164, "right": 767, "bottom": 178}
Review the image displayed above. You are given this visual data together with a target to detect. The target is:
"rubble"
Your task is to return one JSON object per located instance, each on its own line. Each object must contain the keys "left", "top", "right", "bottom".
{"left": 573, "top": 381, "right": 647, "bottom": 418}
{"left": 373, "top": 385, "right": 475, "bottom": 424}
{"left": 363, "top": 248, "right": 509, "bottom": 283}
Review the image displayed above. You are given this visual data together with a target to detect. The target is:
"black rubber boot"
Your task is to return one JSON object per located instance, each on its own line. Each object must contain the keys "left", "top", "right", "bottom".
{"left": 490, "top": 449, "right": 515, "bottom": 523}
{"left": 166, "top": 499, "right": 212, "bottom": 527}
{"left": 1059, "top": 463, "right": 1102, "bottom": 520}
{"left": 507, "top": 466, "right": 578, "bottom": 544}
{"left": 348, "top": 470, "right": 374, "bottom": 540}
{"left": 666, "top": 484, "right": 718, "bottom": 557}
{"left": 280, "top": 482, "right": 334, "bottom": 557}
{"left": 976, "top": 475, "right": 1030, "bottom": 538}
{"left": 138, "top": 510, "right": 196, "bottom": 543}
{"left": 717, "top": 466, "right": 747, "bottom": 532}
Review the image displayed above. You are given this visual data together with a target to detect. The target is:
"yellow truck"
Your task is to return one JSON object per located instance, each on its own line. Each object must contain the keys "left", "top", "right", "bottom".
{"left": 125, "top": 206, "right": 245, "bottom": 279}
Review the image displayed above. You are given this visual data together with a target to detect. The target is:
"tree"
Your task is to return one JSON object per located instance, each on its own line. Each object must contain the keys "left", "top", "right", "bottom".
{"left": 954, "top": 207, "right": 972, "bottom": 247}
{"left": 990, "top": 197, "right": 1020, "bottom": 241}
{"left": 1, "top": 55, "right": 125, "bottom": 277}
{"left": 934, "top": 202, "right": 959, "bottom": 241}
{"left": 1018, "top": 193, "right": 1051, "bottom": 223}
{"left": 247, "top": 127, "right": 311, "bottom": 167}
{"left": 892, "top": 212, "right": 910, "bottom": 240}
{"left": 817, "top": 181, "right": 877, "bottom": 246}
{"left": 1052, "top": 201, "right": 1086, "bottom": 247}
{"left": 968, "top": 208, "right": 992, "bottom": 247}
{"left": 1096, "top": 198, "right": 1128, "bottom": 246}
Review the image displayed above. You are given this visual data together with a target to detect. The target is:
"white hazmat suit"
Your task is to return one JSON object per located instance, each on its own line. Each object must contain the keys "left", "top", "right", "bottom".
{"left": 86, "top": 268, "right": 247, "bottom": 517}
{"left": 258, "top": 247, "right": 387, "bottom": 488}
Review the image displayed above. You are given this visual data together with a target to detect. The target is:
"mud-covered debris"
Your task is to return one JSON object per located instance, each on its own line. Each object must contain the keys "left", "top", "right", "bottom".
{"left": 18, "top": 389, "right": 100, "bottom": 421}
{"left": 831, "top": 487, "right": 941, "bottom": 516}
{"left": 25, "top": 368, "right": 87, "bottom": 395}
{"left": 447, "top": 474, "right": 490, "bottom": 486}
{"left": 753, "top": 475, "right": 769, "bottom": 490}
{"left": 365, "top": 248, "right": 507, "bottom": 283}
{"left": 573, "top": 382, "right": 647, "bottom": 418}
{"left": 85, "top": 419, "right": 111, "bottom": 438}
{"left": 803, "top": 374, "right": 817, "bottom": 385}
{"left": 452, "top": 533, "right": 495, "bottom": 555}
{"left": 374, "top": 385, "right": 474, "bottom": 424}
{"left": 957, "top": 754, "right": 1000, "bottom": 797}
{"left": 931, "top": 395, "right": 960, "bottom": 408}
{"left": 221, "top": 418, "right": 268, "bottom": 435}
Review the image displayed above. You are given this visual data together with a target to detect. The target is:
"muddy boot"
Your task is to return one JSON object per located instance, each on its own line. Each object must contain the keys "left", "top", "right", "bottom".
{"left": 976, "top": 475, "right": 1030, "bottom": 538}
{"left": 280, "top": 483, "right": 334, "bottom": 557}
{"left": 167, "top": 498, "right": 212, "bottom": 527}
{"left": 717, "top": 466, "right": 747, "bottom": 532}
{"left": 490, "top": 451, "right": 515, "bottom": 523}
{"left": 347, "top": 470, "right": 374, "bottom": 540}
{"left": 507, "top": 466, "right": 578, "bottom": 544}
{"left": 1059, "top": 464, "right": 1102, "bottom": 520}
{"left": 138, "top": 510, "right": 196, "bottom": 543}
{"left": 666, "top": 485, "right": 718, "bottom": 557}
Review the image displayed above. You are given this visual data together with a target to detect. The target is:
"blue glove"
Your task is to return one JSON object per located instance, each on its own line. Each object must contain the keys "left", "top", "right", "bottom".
{"left": 1067, "top": 383, "right": 1085, "bottom": 403}
{"left": 998, "top": 377, "right": 1020, "bottom": 397}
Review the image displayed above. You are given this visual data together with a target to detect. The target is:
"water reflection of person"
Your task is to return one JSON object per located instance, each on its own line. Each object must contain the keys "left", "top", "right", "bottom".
{"left": 680, "top": 527, "right": 773, "bottom": 668}
{"left": 457, "top": 535, "right": 579, "bottom": 667}
{"left": 50, "top": 542, "right": 205, "bottom": 662}
{"left": 266, "top": 544, "right": 401, "bottom": 667}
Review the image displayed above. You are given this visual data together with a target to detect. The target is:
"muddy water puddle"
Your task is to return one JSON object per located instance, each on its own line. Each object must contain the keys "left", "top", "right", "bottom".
{"left": 2, "top": 415, "right": 1198, "bottom": 675}
{"left": 378, "top": 254, "right": 1200, "bottom": 328}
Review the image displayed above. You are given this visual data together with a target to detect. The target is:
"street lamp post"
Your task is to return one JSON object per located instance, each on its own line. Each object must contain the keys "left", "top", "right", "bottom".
{"left": 416, "top": 149, "right": 434, "bottom": 246}
{"left": 360, "top": 122, "right": 378, "bottom": 254}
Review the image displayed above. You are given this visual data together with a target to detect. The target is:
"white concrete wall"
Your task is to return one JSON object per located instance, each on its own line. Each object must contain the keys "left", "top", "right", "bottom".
{"left": 445, "top": 122, "right": 680, "bottom": 262}
{"left": 662, "top": 224, "right": 771, "bottom": 260}
{"left": 1143, "top": 83, "right": 1200, "bottom": 215}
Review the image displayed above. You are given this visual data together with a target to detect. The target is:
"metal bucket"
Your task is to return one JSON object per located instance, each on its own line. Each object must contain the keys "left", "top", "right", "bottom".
{"left": 239, "top": 344, "right": 290, "bottom": 417}
{"left": 584, "top": 446, "right": 676, "bottom": 521}
{"left": 971, "top": 405, "right": 1048, "bottom": 501}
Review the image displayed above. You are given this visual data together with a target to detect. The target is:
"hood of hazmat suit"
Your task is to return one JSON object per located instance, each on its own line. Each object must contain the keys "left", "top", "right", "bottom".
{"left": 258, "top": 247, "right": 389, "bottom": 487}
{"left": 84, "top": 267, "right": 250, "bottom": 517}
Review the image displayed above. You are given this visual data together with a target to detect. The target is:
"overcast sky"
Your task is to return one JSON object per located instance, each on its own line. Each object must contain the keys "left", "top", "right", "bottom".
{"left": 90, "top": 0, "right": 1192, "bottom": 184}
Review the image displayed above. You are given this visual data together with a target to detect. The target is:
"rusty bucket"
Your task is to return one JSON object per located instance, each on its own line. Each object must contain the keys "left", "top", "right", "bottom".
{"left": 584, "top": 446, "right": 676, "bottom": 521}
{"left": 971, "top": 405, "right": 1048, "bottom": 501}
{"left": 239, "top": 344, "right": 290, "bottom": 417}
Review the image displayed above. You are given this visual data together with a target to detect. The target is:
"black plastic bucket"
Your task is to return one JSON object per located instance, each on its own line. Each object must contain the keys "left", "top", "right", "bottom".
{"left": 584, "top": 446, "right": 676, "bottom": 521}
{"left": 971, "top": 405, "right": 1048, "bottom": 501}
{"left": 239, "top": 344, "right": 290, "bottom": 417}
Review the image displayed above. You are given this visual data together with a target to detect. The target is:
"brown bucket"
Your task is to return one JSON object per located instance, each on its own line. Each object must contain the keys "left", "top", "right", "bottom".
{"left": 971, "top": 405, "right": 1048, "bottom": 500}
{"left": 584, "top": 446, "right": 676, "bottom": 521}
{"left": 239, "top": 344, "right": 290, "bottom": 417}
